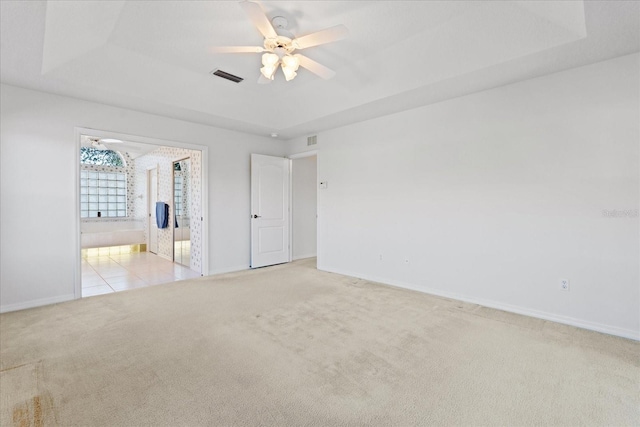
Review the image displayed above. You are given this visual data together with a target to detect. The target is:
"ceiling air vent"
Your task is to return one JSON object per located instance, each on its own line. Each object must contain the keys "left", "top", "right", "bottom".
{"left": 307, "top": 135, "right": 317, "bottom": 146}
{"left": 211, "top": 69, "right": 244, "bottom": 83}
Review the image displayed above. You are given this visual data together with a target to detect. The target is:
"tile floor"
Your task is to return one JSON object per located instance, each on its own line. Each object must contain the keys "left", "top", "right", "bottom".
{"left": 82, "top": 251, "right": 202, "bottom": 297}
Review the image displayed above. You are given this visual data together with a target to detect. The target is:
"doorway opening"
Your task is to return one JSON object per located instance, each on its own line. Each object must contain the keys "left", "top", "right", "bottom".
{"left": 249, "top": 152, "right": 318, "bottom": 269}
{"left": 291, "top": 154, "right": 317, "bottom": 264}
{"left": 76, "top": 128, "right": 208, "bottom": 299}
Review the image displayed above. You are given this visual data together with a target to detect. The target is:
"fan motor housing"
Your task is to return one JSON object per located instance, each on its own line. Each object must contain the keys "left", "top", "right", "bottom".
{"left": 264, "top": 36, "right": 295, "bottom": 53}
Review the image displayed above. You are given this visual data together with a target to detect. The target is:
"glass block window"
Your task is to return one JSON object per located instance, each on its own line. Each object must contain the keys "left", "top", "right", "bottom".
{"left": 80, "top": 170, "right": 127, "bottom": 218}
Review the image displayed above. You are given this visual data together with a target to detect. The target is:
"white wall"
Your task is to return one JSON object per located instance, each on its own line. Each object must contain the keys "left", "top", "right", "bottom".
{"left": 292, "top": 155, "right": 317, "bottom": 260}
{"left": 0, "top": 84, "right": 285, "bottom": 312}
{"left": 287, "top": 54, "right": 640, "bottom": 339}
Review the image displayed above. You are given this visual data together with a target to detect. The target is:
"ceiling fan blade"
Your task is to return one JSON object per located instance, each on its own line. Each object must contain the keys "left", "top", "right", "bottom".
{"left": 239, "top": 1, "right": 277, "bottom": 39}
{"left": 210, "top": 46, "right": 264, "bottom": 54}
{"left": 293, "top": 25, "right": 349, "bottom": 50}
{"left": 295, "top": 54, "right": 336, "bottom": 80}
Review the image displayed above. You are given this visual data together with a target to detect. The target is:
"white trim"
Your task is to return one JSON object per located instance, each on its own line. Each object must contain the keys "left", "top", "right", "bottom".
{"left": 75, "top": 127, "right": 210, "bottom": 295}
{"left": 74, "top": 128, "right": 82, "bottom": 299}
{"left": 321, "top": 267, "right": 640, "bottom": 341}
{"left": 209, "top": 265, "right": 250, "bottom": 275}
{"left": 293, "top": 253, "right": 317, "bottom": 261}
{"left": 1, "top": 294, "right": 76, "bottom": 314}
{"left": 288, "top": 158, "right": 293, "bottom": 263}
{"left": 315, "top": 151, "right": 320, "bottom": 268}
{"left": 200, "top": 148, "right": 209, "bottom": 276}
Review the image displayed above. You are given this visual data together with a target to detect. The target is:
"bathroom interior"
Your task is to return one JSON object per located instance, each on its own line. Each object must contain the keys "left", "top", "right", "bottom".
{"left": 79, "top": 135, "right": 202, "bottom": 296}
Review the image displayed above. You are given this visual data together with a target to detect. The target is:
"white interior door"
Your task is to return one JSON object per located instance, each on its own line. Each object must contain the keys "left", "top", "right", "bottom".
{"left": 148, "top": 167, "right": 159, "bottom": 254}
{"left": 251, "top": 154, "right": 290, "bottom": 268}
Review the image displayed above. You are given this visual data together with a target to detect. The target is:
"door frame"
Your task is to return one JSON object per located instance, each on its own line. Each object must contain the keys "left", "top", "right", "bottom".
{"left": 74, "top": 127, "right": 209, "bottom": 300}
{"left": 147, "top": 165, "right": 159, "bottom": 254}
{"left": 171, "top": 156, "right": 191, "bottom": 267}
{"left": 287, "top": 150, "right": 318, "bottom": 263}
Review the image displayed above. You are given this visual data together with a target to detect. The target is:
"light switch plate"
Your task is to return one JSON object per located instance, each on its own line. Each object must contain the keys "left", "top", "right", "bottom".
{"left": 319, "top": 181, "right": 328, "bottom": 189}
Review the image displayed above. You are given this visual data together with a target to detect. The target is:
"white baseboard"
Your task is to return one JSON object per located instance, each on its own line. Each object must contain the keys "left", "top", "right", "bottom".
{"left": 322, "top": 267, "right": 640, "bottom": 341}
{"left": 208, "top": 265, "right": 250, "bottom": 276}
{"left": 0, "top": 294, "right": 76, "bottom": 314}
{"left": 5, "top": 267, "right": 636, "bottom": 341}
{"left": 293, "top": 253, "right": 317, "bottom": 261}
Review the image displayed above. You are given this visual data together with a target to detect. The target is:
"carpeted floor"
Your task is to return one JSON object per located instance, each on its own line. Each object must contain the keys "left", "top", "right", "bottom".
{"left": 1, "top": 258, "right": 638, "bottom": 426}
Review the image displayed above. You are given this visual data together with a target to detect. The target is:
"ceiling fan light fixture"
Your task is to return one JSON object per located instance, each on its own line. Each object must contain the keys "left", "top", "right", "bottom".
{"left": 282, "top": 66, "right": 297, "bottom": 81}
{"left": 261, "top": 53, "right": 279, "bottom": 79}
{"left": 281, "top": 55, "right": 300, "bottom": 71}
{"left": 261, "top": 52, "right": 279, "bottom": 66}
{"left": 281, "top": 54, "right": 300, "bottom": 81}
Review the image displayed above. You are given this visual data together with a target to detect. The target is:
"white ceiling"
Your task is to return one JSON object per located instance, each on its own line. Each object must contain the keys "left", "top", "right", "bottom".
{"left": 1, "top": 1, "right": 639, "bottom": 140}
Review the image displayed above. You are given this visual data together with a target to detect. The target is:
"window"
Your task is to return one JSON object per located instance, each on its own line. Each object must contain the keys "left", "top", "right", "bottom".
{"left": 80, "top": 170, "right": 127, "bottom": 218}
{"left": 80, "top": 147, "right": 127, "bottom": 218}
{"left": 80, "top": 147, "right": 124, "bottom": 167}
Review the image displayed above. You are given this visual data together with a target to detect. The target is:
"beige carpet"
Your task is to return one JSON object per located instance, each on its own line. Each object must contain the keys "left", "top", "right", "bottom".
{"left": 1, "top": 258, "right": 638, "bottom": 426}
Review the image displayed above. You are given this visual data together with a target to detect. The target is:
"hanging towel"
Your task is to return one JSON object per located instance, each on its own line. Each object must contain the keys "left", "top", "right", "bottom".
{"left": 156, "top": 202, "right": 169, "bottom": 229}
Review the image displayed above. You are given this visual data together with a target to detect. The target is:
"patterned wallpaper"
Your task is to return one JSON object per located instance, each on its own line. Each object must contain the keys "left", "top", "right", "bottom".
{"left": 189, "top": 150, "right": 202, "bottom": 272}
{"left": 134, "top": 147, "right": 202, "bottom": 273}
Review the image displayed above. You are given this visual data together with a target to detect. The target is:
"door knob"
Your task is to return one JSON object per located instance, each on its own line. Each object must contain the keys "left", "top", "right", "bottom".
{"left": 252, "top": 214, "right": 261, "bottom": 218}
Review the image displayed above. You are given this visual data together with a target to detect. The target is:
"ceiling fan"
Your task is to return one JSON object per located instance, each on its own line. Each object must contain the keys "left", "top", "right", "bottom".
{"left": 86, "top": 137, "right": 123, "bottom": 150}
{"left": 212, "top": 0, "right": 348, "bottom": 83}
